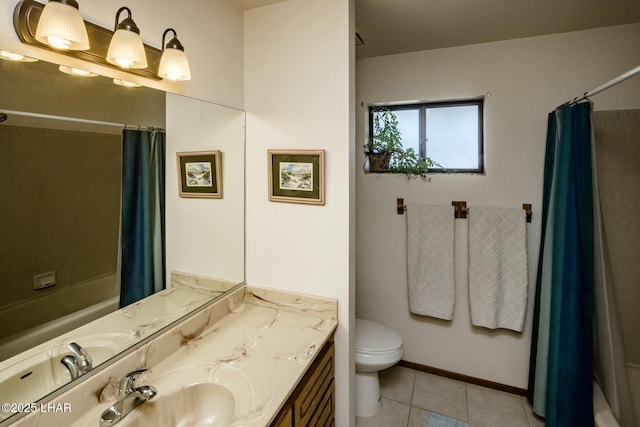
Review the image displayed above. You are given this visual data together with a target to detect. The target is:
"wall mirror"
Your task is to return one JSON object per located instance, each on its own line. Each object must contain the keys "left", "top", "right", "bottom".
{"left": 0, "top": 50, "right": 245, "bottom": 424}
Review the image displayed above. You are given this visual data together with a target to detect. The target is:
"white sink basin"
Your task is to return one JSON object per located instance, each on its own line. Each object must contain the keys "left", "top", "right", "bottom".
{"left": 112, "top": 364, "right": 252, "bottom": 427}
{"left": 120, "top": 382, "right": 235, "bottom": 427}
{"left": 0, "top": 333, "right": 134, "bottom": 419}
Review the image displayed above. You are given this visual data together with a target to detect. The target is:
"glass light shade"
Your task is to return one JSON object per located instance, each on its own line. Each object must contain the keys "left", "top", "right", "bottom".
{"left": 158, "top": 48, "right": 191, "bottom": 81}
{"left": 35, "top": 1, "right": 90, "bottom": 51}
{"left": 106, "top": 29, "right": 148, "bottom": 69}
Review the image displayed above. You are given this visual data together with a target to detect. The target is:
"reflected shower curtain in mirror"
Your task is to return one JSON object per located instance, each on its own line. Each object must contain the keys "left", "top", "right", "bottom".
{"left": 119, "top": 129, "right": 166, "bottom": 308}
{"left": 528, "top": 102, "right": 594, "bottom": 427}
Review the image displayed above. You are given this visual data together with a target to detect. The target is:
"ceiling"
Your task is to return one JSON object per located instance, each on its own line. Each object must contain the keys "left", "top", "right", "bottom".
{"left": 236, "top": 0, "right": 288, "bottom": 10}
{"left": 236, "top": 0, "right": 640, "bottom": 59}
{"left": 355, "top": 0, "right": 640, "bottom": 58}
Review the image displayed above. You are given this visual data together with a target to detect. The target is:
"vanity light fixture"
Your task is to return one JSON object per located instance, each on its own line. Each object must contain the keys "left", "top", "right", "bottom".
{"left": 58, "top": 64, "right": 97, "bottom": 77}
{"left": 158, "top": 28, "right": 191, "bottom": 81}
{"left": 106, "top": 7, "right": 147, "bottom": 69}
{"left": 0, "top": 50, "right": 38, "bottom": 62}
{"left": 34, "top": 0, "right": 89, "bottom": 50}
{"left": 14, "top": 0, "right": 189, "bottom": 81}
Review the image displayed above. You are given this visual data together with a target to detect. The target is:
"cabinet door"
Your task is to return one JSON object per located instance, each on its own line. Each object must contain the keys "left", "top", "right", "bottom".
{"left": 293, "top": 340, "right": 335, "bottom": 426}
{"left": 269, "top": 338, "right": 335, "bottom": 427}
{"left": 271, "top": 404, "right": 293, "bottom": 427}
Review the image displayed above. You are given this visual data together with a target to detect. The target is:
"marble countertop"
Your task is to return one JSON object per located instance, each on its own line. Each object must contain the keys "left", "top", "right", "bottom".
{"left": 0, "top": 272, "right": 237, "bottom": 422}
{"left": 7, "top": 283, "right": 338, "bottom": 427}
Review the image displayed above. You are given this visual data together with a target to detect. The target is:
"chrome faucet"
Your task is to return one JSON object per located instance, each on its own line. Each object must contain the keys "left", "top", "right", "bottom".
{"left": 60, "top": 342, "right": 93, "bottom": 380}
{"left": 100, "top": 369, "right": 157, "bottom": 427}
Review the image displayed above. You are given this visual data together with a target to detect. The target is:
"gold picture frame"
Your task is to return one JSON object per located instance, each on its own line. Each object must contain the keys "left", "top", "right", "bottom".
{"left": 268, "top": 149, "right": 325, "bottom": 205}
{"left": 176, "top": 150, "right": 222, "bottom": 198}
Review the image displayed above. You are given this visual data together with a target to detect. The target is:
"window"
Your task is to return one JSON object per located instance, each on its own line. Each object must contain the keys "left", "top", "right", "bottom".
{"left": 369, "top": 99, "right": 484, "bottom": 173}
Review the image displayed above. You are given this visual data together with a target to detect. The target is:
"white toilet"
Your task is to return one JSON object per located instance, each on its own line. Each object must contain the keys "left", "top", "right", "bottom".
{"left": 355, "top": 318, "right": 404, "bottom": 417}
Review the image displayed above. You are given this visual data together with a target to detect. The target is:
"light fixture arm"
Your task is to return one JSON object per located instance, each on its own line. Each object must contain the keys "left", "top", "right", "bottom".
{"left": 162, "top": 28, "right": 184, "bottom": 51}
{"left": 114, "top": 7, "right": 140, "bottom": 34}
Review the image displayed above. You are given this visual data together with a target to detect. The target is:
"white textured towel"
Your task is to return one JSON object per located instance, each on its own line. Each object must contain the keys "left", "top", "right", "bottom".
{"left": 406, "top": 204, "right": 455, "bottom": 320}
{"left": 468, "top": 207, "right": 528, "bottom": 332}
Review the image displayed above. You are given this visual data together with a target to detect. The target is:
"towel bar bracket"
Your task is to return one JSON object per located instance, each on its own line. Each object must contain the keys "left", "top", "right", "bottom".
{"left": 452, "top": 201, "right": 468, "bottom": 219}
{"left": 397, "top": 198, "right": 407, "bottom": 214}
{"left": 523, "top": 203, "right": 532, "bottom": 223}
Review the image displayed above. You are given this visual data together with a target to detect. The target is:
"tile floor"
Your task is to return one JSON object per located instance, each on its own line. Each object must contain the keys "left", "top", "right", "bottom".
{"left": 356, "top": 366, "right": 547, "bottom": 427}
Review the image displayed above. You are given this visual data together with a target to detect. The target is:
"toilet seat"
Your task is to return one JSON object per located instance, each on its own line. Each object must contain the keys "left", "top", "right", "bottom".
{"left": 355, "top": 319, "right": 403, "bottom": 354}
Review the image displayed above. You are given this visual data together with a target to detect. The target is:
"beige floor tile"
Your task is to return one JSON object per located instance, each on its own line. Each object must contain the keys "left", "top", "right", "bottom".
{"left": 466, "top": 384, "right": 529, "bottom": 427}
{"left": 407, "top": 406, "right": 429, "bottom": 427}
{"left": 356, "top": 398, "right": 410, "bottom": 427}
{"left": 411, "top": 372, "right": 468, "bottom": 421}
{"left": 380, "top": 365, "right": 416, "bottom": 404}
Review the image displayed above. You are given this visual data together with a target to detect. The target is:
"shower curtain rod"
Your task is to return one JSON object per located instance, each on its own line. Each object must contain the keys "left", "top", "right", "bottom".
{"left": 0, "top": 109, "right": 165, "bottom": 132}
{"left": 559, "top": 64, "right": 640, "bottom": 109}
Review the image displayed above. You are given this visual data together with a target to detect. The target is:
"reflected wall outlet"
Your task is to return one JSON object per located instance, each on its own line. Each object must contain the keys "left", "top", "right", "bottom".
{"left": 33, "top": 271, "right": 56, "bottom": 290}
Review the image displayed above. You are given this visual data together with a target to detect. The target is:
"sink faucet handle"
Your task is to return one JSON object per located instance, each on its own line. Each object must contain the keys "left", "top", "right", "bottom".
{"left": 68, "top": 342, "right": 93, "bottom": 370}
{"left": 118, "top": 369, "right": 149, "bottom": 397}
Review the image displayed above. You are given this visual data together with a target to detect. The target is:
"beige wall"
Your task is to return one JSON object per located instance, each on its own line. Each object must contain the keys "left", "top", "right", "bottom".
{"left": 594, "top": 109, "right": 640, "bottom": 366}
{"left": 356, "top": 23, "right": 640, "bottom": 389}
{"left": 244, "top": 0, "right": 355, "bottom": 425}
{"left": 0, "top": 126, "right": 120, "bottom": 338}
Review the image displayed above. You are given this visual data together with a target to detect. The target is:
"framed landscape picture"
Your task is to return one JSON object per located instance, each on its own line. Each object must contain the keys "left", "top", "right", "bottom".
{"left": 176, "top": 150, "right": 222, "bottom": 198}
{"left": 268, "top": 149, "right": 325, "bottom": 205}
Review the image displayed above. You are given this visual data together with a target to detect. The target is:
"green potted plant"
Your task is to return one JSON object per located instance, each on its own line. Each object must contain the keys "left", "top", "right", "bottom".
{"left": 364, "top": 108, "right": 404, "bottom": 172}
{"left": 389, "top": 147, "right": 441, "bottom": 179}
{"left": 365, "top": 108, "right": 441, "bottom": 178}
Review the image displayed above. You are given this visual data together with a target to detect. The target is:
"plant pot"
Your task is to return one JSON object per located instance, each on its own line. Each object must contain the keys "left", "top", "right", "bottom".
{"left": 365, "top": 152, "right": 391, "bottom": 173}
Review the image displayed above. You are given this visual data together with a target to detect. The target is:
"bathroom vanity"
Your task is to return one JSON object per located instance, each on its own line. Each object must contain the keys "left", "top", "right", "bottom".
{"left": 5, "top": 278, "right": 338, "bottom": 427}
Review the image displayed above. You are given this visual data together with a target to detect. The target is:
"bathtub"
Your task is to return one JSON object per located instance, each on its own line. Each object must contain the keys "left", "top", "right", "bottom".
{"left": 0, "top": 296, "right": 119, "bottom": 361}
{"left": 595, "top": 379, "right": 622, "bottom": 427}
{"left": 594, "top": 364, "right": 640, "bottom": 427}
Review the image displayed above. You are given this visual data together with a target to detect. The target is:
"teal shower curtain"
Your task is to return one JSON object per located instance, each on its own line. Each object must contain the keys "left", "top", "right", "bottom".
{"left": 119, "top": 129, "right": 166, "bottom": 307}
{"left": 528, "top": 102, "right": 594, "bottom": 427}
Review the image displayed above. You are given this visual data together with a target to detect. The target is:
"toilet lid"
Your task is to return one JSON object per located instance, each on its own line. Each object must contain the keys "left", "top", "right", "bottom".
{"left": 355, "top": 319, "right": 403, "bottom": 353}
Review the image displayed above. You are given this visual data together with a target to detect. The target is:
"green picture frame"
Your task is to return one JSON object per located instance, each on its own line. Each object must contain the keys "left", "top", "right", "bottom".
{"left": 268, "top": 149, "right": 325, "bottom": 205}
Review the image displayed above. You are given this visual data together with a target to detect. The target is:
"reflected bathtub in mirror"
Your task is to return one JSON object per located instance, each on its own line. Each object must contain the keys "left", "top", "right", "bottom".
{"left": 0, "top": 273, "right": 241, "bottom": 422}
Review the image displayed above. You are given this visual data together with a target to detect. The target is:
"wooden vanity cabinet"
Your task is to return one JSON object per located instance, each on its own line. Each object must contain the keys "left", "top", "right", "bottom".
{"left": 270, "top": 337, "right": 335, "bottom": 427}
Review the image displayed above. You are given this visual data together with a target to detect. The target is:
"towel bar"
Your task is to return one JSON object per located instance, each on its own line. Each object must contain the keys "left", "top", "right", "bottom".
{"left": 397, "top": 198, "right": 533, "bottom": 223}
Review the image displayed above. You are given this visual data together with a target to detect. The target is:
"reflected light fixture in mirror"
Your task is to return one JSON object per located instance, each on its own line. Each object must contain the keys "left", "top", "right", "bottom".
{"left": 0, "top": 50, "right": 38, "bottom": 62}
{"left": 113, "top": 78, "right": 142, "bottom": 87}
{"left": 34, "top": 0, "right": 89, "bottom": 50}
{"left": 106, "top": 7, "right": 147, "bottom": 69}
{"left": 158, "top": 28, "right": 191, "bottom": 81}
{"left": 58, "top": 64, "right": 98, "bottom": 77}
